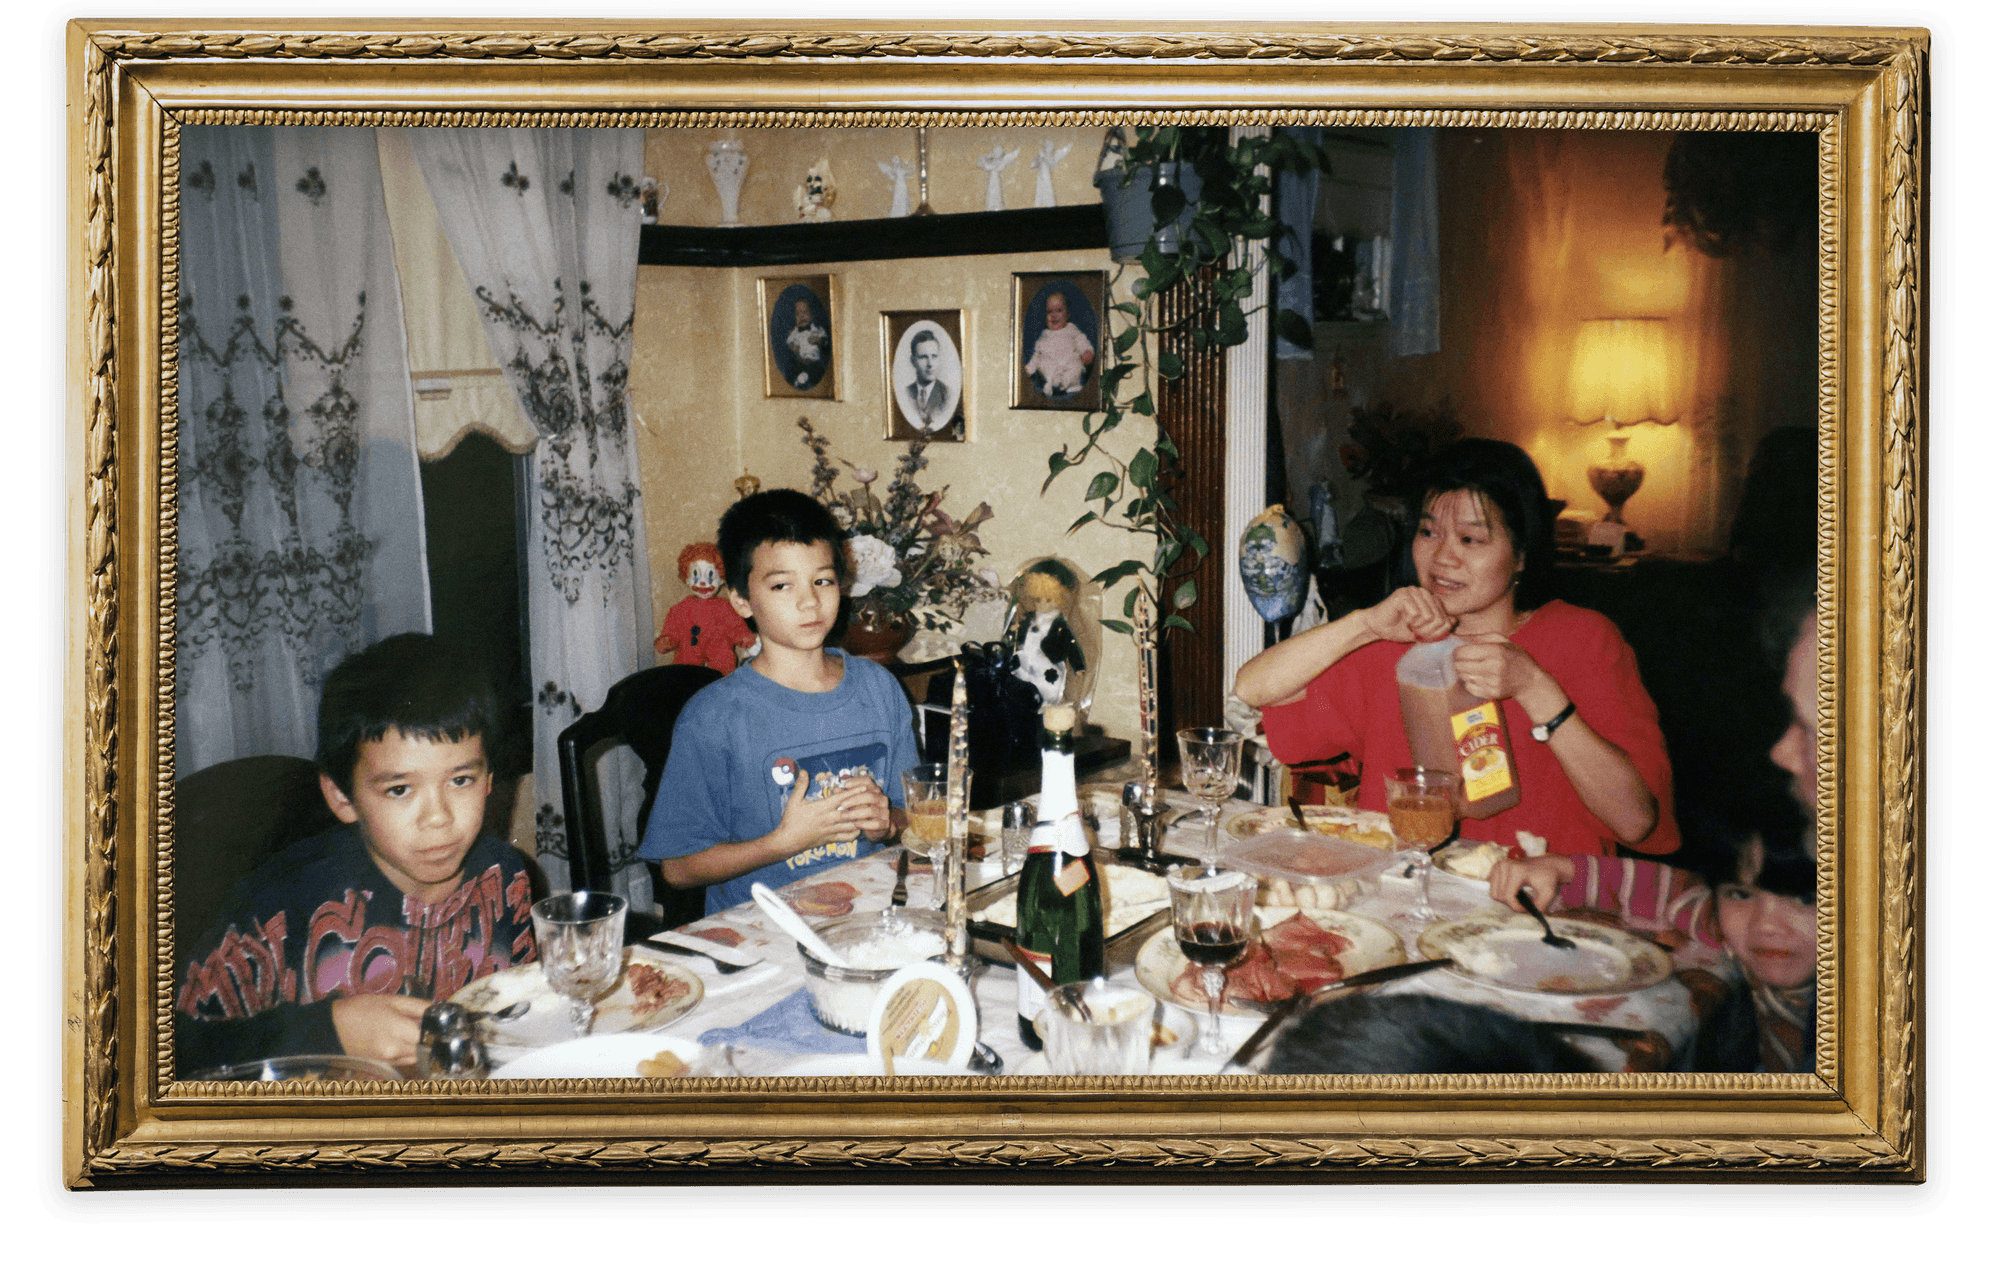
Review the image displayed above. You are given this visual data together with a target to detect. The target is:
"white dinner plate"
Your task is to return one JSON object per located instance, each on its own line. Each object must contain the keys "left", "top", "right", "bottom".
{"left": 1223, "top": 804, "right": 1396, "bottom": 850}
{"left": 451, "top": 946, "right": 704, "bottom": 1052}
{"left": 1417, "top": 911, "right": 1674, "bottom": 996}
{"left": 490, "top": 1033, "right": 706, "bottom": 1080}
{"left": 1134, "top": 907, "right": 1406, "bottom": 1017}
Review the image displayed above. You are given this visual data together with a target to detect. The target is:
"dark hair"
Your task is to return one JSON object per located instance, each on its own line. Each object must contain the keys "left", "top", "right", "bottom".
{"left": 910, "top": 328, "right": 940, "bottom": 355}
{"left": 1396, "top": 438, "right": 1558, "bottom": 609}
{"left": 1685, "top": 765, "right": 1815, "bottom": 906}
{"left": 1263, "top": 995, "right": 1595, "bottom": 1076}
{"left": 314, "top": 633, "right": 499, "bottom": 797}
{"left": 717, "top": 487, "right": 848, "bottom": 598}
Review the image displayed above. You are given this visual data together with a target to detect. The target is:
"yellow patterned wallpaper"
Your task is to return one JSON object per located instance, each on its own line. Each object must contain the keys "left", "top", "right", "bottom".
{"left": 630, "top": 125, "right": 1149, "bottom": 742}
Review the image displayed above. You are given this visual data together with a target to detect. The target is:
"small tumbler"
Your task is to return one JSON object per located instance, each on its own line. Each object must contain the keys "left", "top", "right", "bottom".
{"left": 999, "top": 801, "right": 1033, "bottom": 875}
{"left": 1036, "top": 980, "right": 1155, "bottom": 1075}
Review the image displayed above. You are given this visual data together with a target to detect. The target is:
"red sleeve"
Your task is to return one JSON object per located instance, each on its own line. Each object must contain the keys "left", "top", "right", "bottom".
{"left": 1532, "top": 604, "right": 1679, "bottom": 855}
{"left": 1557, "top": 856, "right": 1717, "bottom": 946}
{"left": 1258, "top": 648, "right": 1376, "bottom": 767}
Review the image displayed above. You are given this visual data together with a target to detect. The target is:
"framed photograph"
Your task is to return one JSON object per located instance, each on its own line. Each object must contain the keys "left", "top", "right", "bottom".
{"left": 882, "top": 308, "right": 966, "bottom": 441}
{"left": 1013, "top": 271, "right": 1106, "bottom": 412}
{"left": 66, "top": 19, "right": 1925, "bottom": 1188}
{"left": 761, "top": 274, "right": 838, "bottom": 399}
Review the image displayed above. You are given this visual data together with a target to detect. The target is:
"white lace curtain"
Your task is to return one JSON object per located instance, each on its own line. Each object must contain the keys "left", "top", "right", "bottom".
{"left": 175, "top": 126, "right": 430, "bottom": 775}
{"left": 408, "top": 128, "right": 657, "bottom": 901}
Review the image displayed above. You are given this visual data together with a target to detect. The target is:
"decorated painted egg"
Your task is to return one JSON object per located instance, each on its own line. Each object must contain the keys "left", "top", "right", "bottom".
{"left": 1238, "top": 505, "right": 1308, "bottom": 623}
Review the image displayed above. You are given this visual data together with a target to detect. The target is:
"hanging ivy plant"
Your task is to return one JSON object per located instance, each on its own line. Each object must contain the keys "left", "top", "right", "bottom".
{"left": 1045, "top": 126, "right": 1323, "bottom": 639}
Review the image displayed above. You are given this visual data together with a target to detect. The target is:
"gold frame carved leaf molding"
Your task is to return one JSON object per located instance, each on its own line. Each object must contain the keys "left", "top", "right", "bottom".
{"left": 65, "top": 20, "right": 1925, "bottom": 1187}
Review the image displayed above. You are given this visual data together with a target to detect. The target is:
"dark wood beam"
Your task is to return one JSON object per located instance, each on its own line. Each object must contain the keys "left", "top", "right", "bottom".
{"left": 638, "top": 204, "right": 1108, "bottom": 269}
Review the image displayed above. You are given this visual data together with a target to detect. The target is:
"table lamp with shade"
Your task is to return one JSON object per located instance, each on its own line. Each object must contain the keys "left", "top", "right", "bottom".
{"left": 1563, "top": 317, "right": 1679, "bottom": 533}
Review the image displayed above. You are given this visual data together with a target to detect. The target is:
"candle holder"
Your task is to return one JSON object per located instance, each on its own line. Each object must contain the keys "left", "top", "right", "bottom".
{"left": 941, "top": 659, "right": 974, "bottom": 984}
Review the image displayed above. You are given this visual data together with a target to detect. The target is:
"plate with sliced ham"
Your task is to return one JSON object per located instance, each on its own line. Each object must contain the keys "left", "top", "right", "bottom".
{"left": 1134, "top": 907, "right": 1407, "bottom": 1017}
{"left": 452, "top": 946, "right": 705, "bottom": 1054}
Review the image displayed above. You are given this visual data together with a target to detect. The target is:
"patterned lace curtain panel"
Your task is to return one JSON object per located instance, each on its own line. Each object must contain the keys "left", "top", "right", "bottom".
{"left": 408, "top": 128, "right": 658, "bottom": 902}
{"left": 175, "top": 126, "right": 431, "bottom": 776}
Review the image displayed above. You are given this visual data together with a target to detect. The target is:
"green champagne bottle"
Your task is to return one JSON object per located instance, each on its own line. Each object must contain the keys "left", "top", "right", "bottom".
{"left": 1013, "top": 704, "right": 1105, "bottom": 1049}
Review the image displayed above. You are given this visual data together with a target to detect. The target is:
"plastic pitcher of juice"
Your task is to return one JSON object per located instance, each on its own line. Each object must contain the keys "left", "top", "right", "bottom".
{"left": 1395, "top": 637, "right": 1521, "bottom": 821}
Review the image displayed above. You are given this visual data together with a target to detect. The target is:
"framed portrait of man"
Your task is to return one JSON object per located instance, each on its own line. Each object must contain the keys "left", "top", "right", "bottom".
{"left": 1013, "top": 270, "right": 1106, "bottom": 412}
{"left": 882, "top": 309, "right": 965, "bottom": 441}
{"left": 762, "top": 274, "right": 837, "bottom": 400}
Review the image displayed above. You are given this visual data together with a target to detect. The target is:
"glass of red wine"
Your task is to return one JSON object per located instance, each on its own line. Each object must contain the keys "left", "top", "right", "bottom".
{"left": 1166, "top": 866, "right": 1259, "bottom": 1059}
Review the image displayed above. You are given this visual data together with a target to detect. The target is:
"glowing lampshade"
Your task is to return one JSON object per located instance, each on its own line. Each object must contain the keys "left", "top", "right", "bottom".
{"left": 1564, "top": 317, "right": 1678, "bottom": 428}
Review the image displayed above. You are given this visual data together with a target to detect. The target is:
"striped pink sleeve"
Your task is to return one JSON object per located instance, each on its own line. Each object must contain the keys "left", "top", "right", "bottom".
{"left": 1559, "top": 856, "right": 1718, "bottom": 946}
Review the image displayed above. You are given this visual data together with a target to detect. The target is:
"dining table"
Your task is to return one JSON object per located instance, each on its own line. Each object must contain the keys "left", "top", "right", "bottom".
{"left": 478, "top": 797, "right": 1736, "bottom": 1079}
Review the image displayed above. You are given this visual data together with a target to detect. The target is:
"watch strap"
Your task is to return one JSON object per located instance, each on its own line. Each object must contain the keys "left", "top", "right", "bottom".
{"left": 1532, "top": 701, "right": 1577, "bottom": 743}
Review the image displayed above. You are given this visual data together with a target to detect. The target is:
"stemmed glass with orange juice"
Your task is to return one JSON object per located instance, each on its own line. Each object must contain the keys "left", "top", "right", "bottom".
{"left": 1385, "top": 766, "right": 1458, "bottom": 922}
{"left": 901, "top": 763, "right": 951, "bottom": 908}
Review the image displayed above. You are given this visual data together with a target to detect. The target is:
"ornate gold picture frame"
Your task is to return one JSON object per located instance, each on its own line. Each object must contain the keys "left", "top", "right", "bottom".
{"left": 64, "top": 20, "right": 1926, "bottom": 1187}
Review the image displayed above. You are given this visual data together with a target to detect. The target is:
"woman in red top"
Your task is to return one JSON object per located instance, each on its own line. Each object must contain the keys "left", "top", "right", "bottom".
{"left": 1236, "top": 439, "right": 1676, "bottom": 858}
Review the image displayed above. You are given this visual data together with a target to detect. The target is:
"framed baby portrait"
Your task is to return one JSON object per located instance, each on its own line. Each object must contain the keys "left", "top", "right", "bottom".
{"left": 762, "top": 274, "right": 838, "bottom": 400}
{"left": 1013, "top": 270, "right": 1106, "bottom": 412}
{"left": 882, "top": 308, "right": 966, "bottom": 441}
{"left": 65, "top": 18, "right": 1926, "bottom": 1189}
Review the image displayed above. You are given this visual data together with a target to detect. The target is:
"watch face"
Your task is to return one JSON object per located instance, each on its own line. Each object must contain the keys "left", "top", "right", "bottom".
{"left": 1531, "top": 725, "right": 1550, "bottom": 742}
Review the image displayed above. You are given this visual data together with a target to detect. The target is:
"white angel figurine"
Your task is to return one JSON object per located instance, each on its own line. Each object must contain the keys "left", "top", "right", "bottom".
{"left": 876, "top": 155, "right": 913, "bottom": 217}
{"left": 976, "top": 145, "right": 1020, "bottom": 212}
{"left": 1029, "top": 140, "right": 1072, "bottom": 208}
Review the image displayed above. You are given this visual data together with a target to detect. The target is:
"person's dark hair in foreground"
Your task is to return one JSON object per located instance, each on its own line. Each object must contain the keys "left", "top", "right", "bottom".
{"left": 1263, "top": 995, "right": 1595, "bottom": 1076}
{"left": 717, "top": 487, "right": 849, "bottom": 598}
{"left": 1685, "top": 768, "right": 1818, "bottom": 1073}
{"left": 315, "top": 631, "right": 500, "bottom": 797}
{"left": 1399, "top": 437, "right": 1561, "bottom": 610}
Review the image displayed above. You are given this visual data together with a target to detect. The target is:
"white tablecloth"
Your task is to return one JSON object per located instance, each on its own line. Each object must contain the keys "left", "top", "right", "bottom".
{"left": 550, "top": 802, "right": 1729, "bottom": 1076}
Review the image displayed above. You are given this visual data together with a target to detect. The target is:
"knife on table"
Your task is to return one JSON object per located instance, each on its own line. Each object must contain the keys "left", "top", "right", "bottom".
{"left": 1225, "top": 958, "right": 1454, "bottom": 1069}
{"left": 646, "top": 928, "right": 765, "bottom": 969}
{"left": 890, "top": 848, "right": 911, "bottom": 906}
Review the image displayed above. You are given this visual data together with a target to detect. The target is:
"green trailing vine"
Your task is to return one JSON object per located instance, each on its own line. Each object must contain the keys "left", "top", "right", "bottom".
{"left": 1043, "top": 126, "right": 1324, "bottom": 640}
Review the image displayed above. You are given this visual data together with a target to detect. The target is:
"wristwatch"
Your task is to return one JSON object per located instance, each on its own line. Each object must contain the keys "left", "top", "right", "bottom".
{"left": 1530, "top": 701, "right": 1576, "bottom": 743}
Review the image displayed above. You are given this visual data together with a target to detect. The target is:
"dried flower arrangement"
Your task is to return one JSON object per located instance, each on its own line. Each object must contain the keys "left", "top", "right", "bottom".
{"left": 797, "top": 416, "right": 1001, "bottom": 632}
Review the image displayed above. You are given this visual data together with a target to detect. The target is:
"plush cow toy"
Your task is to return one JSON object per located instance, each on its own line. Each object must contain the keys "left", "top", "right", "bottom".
{"left": 655, "top": 542, "right": 755, "bottom": 673}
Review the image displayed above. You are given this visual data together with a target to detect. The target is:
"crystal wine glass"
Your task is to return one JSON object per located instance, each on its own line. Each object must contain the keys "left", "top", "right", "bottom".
{"left": 1385, "top": 766, "right": 1459, "bottom": 922}
{"left": 530, "top": 892, "right": 628, "bottom": 1038}
{"left": 1177, "top": 727, "right": 1245, "bottom": 864}
{"left": 1166, "top": 866, "right": 1259, "bottom": 1059}
{"left": 901, "top": 763, "right": 950, "bottom": 908}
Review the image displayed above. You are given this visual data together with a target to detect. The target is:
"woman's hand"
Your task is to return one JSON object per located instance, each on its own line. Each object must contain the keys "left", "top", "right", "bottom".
{"left": 1488, "top": 854, "right": 1576, "bottom": 913}
{"left": 1361, "top": 586, "right": 1457, "bottom": 645}
{"left": 1453, "top": 633, "right": 1564, "bottom": 716}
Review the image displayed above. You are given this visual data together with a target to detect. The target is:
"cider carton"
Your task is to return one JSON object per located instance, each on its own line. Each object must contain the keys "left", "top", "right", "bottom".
{"left": 1395, "top": 636, "right": 1521, "bottom": 821}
